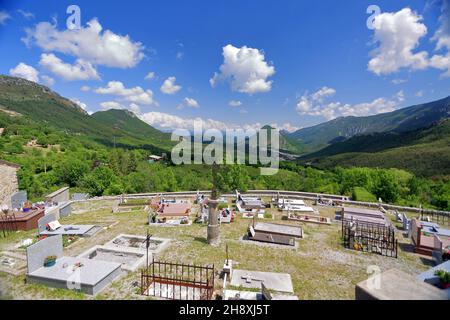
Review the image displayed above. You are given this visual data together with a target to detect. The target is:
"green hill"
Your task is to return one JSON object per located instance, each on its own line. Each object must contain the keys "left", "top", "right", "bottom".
{"left": 0, "top": 75, "right": 172, "bottom": 153}
{"left": 91, "top": 109, "right": 174, "bottom": 150}
{"left": 299, "top": 119, "right": 450, "bottom": 177}
{"left": 287, "top": 96, "right": 450, "bottom": 153}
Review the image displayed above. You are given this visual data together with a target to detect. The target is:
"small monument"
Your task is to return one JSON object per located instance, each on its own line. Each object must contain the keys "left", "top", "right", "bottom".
{"left": 207, "top": 164, "right": 220, "bottom": 246}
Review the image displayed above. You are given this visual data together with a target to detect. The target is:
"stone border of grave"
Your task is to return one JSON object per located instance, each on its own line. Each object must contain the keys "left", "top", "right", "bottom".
{"left": 238, "top": 236, "right": 299, "bottom": 249}
{"left": 0, "top": 251, "right": 27, "bottom": 275}
{"left": 77, "top": 245, "right": 147, "bottom": 272}
{"left": 104, "top": 234, "right": 171, "bottom": 255}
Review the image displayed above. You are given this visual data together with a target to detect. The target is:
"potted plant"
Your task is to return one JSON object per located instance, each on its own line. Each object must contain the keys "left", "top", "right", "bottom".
{"left": 434, "top": 270, "right": 450, "bottom": 289}
{"left": 44, "top": 255, "right": 57, "bottom": 267}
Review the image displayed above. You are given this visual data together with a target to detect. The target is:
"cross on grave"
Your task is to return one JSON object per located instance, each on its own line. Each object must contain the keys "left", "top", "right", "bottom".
{"left": 142, "top": 231, "right": 152, "bottom": 270}
{"left": 241, "top": 274, "right": 264, "bottom": 284}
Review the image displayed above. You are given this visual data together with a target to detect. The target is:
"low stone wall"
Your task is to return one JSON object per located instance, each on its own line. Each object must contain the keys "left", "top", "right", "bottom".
{"left": 0, "top": 163, "right": 19, "bottom": 207}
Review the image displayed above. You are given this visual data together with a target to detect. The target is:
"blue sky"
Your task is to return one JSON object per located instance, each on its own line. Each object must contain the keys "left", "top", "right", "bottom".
{"left": 0, "top": 0, "right": 449, "bottom": 132}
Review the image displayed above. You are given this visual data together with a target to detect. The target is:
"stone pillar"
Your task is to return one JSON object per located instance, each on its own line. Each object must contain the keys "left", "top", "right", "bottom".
{"left": 207, "top": 199, "right": 220, "bottom": 246}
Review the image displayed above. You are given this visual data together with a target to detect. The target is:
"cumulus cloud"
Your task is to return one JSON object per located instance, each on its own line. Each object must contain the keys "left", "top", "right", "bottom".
{"left": 129, "top": 103, "right": 141, "bottom": 114}
{"left": 95, "top": 81, "right": 156, "bottom": 106}
{"left": 22, "top": 18, "right": 144, "bottom": 69}
{"left": 81, "top": 85, "right": 91, "bottom": 92}
{"left": 210, "top": 44, "right": 275, "bottom": 94}
{"left": 9, "top": 63, "right": 39, "bottom": 83}
{"left": 430, "top": 0, "right": 450, "bottom": 77}
{"left": 177, "top": 97, "right": 199, "bottom": 109}
{"left": 139, "top": 112, "right": 229, "bottom": 131}
{"left": 229, "top": 100, "right": 242, "bottom": 107}
{"left": 368, "top": 8, "right": 429, "bottom": 75}
{"left": 100, "top": 101, "right": 124, "bottom": 111}
{"left": 138, "top": 110, "right": 298, "bottom": 134}
{"left": 41, "top": 75, "right": 55, "bottom": 86}
{"left": 39, "top": 53, "right": 100, "bottom": 81}
{"left": 70, "top": 98, "right": 92, "bottom": 114}
{"left": 144, "top": 72, "right": 156, "bottom": 80}
{"left": 160, "top": 76, "right": 182, "bottom": 94}
{"left": 296, "top": 87, "right": 404, "bottom": 120}
{"left": 0, "top": 10, "right": 11, "bottom": 25}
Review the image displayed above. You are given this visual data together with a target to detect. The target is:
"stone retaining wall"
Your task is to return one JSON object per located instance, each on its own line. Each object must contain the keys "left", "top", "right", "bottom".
{"left": 0, "top": 163, "right": 19, "bottom": 207}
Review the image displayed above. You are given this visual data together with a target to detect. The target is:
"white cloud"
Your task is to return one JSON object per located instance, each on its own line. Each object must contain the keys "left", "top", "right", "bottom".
{"left": 129, "top": 103, "right": 141, "bottom": 114}
{"left": 23, "top": 18, "right": 145, "bottom": 68}
{"left": 100, "top": 101, "right": 124, "bottom": 111}
{"left": 138, "top": 110, "right": 298, "bottom": 134}
{"left": 177, "top": 97, "right": 199, "bottom": 109}
{"left": 144, "top": 72, "right": 156, "bottom": 80}
{"left": 430, "top": 0, "right": 450, "bottom": 77}
{"left": 415, "top": 90, "right": 424, "bottom": 97}
{"left": 71, "top": 98, "right": 93, "bottom": 115}
{"left": 277, "top": 123, "right": 299, "bottom": 133}
{"left": 160, "top": 76, "right": 182, "bottom": 94}
{"left": 39, "top": 53, "right": 100, "bottom": 81}
{"left": 95, "top": 81, "right": 156, "bottom": 106}
{"left": 296, "top": 87, "right": 404, "bottom": 120}
{"left": 176, "top": 52, "right": 184, "bottom": 60}
{"left": 81, "top": 85, "right": 91, "bottom": 92}
{"left": 210, "top": 44, "right": 275, "bottom": 94}
{"left": 17, "top": 9, "right": 34, "bottom": 20}
{"left": 41, "top": 75, "right": 55, "bottom": 86}
{"left": 391, "top": 78, "right": 408, "bottom": 85}
{"left": 239, "top": 109, "right": 248, "bottom": 114}
{"left": 9, "top": 63, "right": 39, "bottom": 83}
{"left": 139, "top": 112, "right": 228, "bottom": 131}
{"left": 0, "top": 10, "right": 11, "bottom": 25}
{"left": 368, "top": 8, "right": 429, "bottom": 75}
{"left": 311, "top": 86, "right": 336, "bottom": 102}
{"left": 229, "top": 100, "right": 242, "bottom": 107}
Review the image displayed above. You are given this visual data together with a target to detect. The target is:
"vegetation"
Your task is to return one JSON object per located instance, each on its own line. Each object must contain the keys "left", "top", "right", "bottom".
{"left": 287, "top": 95, "right": 450, "bottom": 152}
{"left": 299, "top": 119, "right": 450, "bottom": 177}
{"left": 0, "top": 74, "right": 449, "bottom": 211}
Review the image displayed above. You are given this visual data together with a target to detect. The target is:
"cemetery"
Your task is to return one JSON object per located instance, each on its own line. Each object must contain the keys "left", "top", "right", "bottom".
{"left": 0, "top": 188, "right": 449, "bottom": 300}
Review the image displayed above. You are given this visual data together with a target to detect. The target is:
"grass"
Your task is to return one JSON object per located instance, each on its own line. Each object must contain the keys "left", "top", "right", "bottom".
{"left": 0, "top": 198, "right": 433, "bottom": 300}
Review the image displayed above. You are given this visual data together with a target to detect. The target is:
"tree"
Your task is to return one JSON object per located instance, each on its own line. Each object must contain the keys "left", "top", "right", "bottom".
{"left": 372, "top": 171, "right": 400, "bottom": 203}
{"left": 80, "top": 166, "right": 115, "bottom": 196}
{"left": 54, "top": 158, "right": 89, "bottom": 187}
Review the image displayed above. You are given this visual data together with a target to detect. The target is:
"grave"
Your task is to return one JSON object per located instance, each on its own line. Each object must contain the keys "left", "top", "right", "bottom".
{"left": 253, "top": 222, "right": 303, "bottom": 238}
{"left": 78, "top": 245, "right": 146, "bottom": 272}
{"left": 10, "top": 191, "right": 27, "bottom": 209}
{"left": 104, "top": 234, "right": 171, "bottom": 255}
{"left": 0, "top": 251, "right": 27, "bottom": 275}
{"left": 230, "top": 269, "right": 294, "bottom": 293}
{"left": 26, "top": 235, "right": 121, "bottom": 295}
{"left": 37, "top": 212, "right": 101, "bottom": 237}
{"left": 140, "top": 260, "right": 215, "bottom": 300}
{"left": 288, "top": 213, "right": 331, "bottom": 225}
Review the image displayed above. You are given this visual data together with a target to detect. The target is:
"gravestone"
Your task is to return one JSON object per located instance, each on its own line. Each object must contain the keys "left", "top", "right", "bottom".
{"left": 11, "top": 191, "right": 27, "bottom": 209}
{"left": 38, "top": 211, "right": 59, "bottom": 234}
{"left": 26, "top": 235, "right": 63, "bottom": 274}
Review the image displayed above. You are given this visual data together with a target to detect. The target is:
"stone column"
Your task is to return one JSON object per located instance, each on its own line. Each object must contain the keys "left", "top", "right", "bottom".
{"left": 207, "top": 199, "right": 220, "bottom": 246}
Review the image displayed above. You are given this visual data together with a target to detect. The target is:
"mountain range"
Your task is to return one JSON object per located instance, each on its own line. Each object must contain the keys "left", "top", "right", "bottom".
{"left": 1, "top": 74, "right": 449, "bottom": 176}
{"left": 286, "top": 96, "right": 450, "bottom": 153}
{"left": 0, "top": 75, "right": 173, "bottom": 153}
